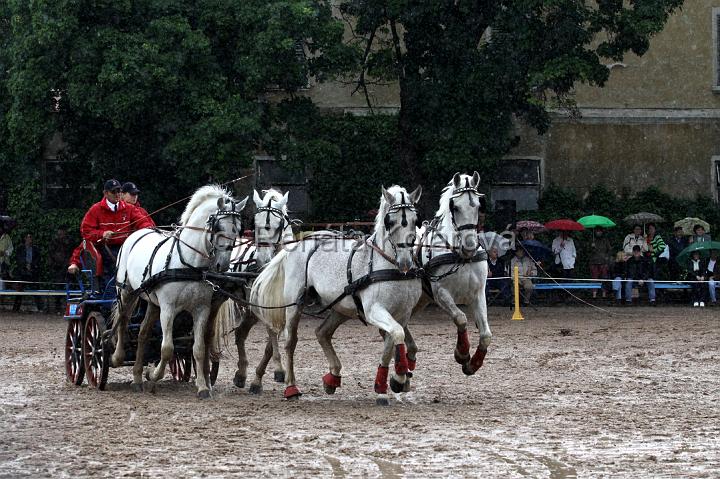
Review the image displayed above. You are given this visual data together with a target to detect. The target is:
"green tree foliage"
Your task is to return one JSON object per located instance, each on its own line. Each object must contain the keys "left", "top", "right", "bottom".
{"left": 0, "top": 0, "right": 355, "bottom": 214}
{"left": 340, "top": 0, "right": 684, "bottom": 190}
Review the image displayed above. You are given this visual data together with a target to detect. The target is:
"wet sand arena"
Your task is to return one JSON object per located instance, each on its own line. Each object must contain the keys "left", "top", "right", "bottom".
{"left": 1, "top": 306, "right": 719, "bottom": 477}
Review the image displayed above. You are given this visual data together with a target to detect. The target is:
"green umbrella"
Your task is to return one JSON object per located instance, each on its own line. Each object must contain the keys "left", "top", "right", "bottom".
{"left": 677, "top": 240, "right": 720, "bottom": 265}
{"left": 577, "top": 215, "right": 616, "bottom": 229}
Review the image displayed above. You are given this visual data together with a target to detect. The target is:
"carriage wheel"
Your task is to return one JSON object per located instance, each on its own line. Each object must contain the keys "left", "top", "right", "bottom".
{"left": 169, "top": 353, "right": 192, "bottom": 382}
{"left": 65, "top": 317, "right": 85, "bottom": 385}
{"left": 83, "top": 312, "right": 109, "bottom": 390}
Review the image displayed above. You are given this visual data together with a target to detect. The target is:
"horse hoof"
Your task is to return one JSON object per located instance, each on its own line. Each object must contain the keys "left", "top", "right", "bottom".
{"left": 389, "top": 377, "right": 405, "bottom": 394}
{"left": 145, "top": 381, "right": 157, "bottom": 394}
{"left": 462, "top": 362, "right": 476, "bottom": 376}
{"left": 274, "top": 371, "right": 285, "bottom": 383}
{"left": 197, "top": 389, "right": 211, "bottom": 400}
{"left": 234, "top": 372, "right": 246, "bottom": 389}
{"left": 284, "top": 385, "right": 302, "bottom": 400}
{"left": 454, "top": 349, "right": 470, "bottom": 365}
{"left": 131, "top": 383, "right": 143, "bottom": 393}
{"left": 248, "top": 383, "right": 263, "bottom": 395}
{"left": 324, "top": 384, "right": 336, "bottom": 395}
{"left": 406, "top": 371, "right": 413, "bottom": 379}
{"left": 376, "top": 397, "right": 390, "bottom": 406}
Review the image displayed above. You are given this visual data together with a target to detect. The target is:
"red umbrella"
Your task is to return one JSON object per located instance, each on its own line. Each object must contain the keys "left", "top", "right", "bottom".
{"left": 544, "top": 219, "right": 585, "bottom": 231}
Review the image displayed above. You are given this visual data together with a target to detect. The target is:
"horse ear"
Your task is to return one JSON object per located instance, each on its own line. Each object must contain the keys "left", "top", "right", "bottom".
{"left": 472, "top": 171, "right": 480, "bottom": 188}
{"left": 409, "top": 185, "right": 422, "bottom": 204}
{"left": 217, "top": 197, "right": 225, "bottom": 210}
{"left": 279, "top": 191, "right": 289, "bottom": 208}
{"left": 253, "top": 190, "right": 262, "bottom": 208}
{"left": 452, "top": 173, "right": 461, "bottom": 188}
{"left": 381, "top": 185, "right": 395, "bottom": 205}
{"left": 236, "top": 196, "right": 248, "bottom": 211}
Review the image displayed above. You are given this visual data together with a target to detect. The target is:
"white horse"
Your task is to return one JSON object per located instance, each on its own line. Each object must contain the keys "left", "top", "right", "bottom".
{"left": 250, "top": 185, "right": 422, "bottom": 405}
{"left": 111, "top": 185, "right": 247, "bottom": 398}
{"left": 214, "top": 188, "right": 293, "bottom": 392}
{"left": 414, "top": 172, "right": 491, "bottom": 376}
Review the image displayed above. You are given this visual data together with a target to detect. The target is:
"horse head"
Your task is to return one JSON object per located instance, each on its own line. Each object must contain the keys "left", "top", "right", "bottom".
{"left": 252, "top": 189, "right": 290, "bottom": 265}
{"left": 379, "top": 185, "right": 422, "bottom": 274}
{"left": 208, "top": 195, "right": 248, "bottom": 272}
{"left": 447, "top": 171, "right": 484, "bottom": 259}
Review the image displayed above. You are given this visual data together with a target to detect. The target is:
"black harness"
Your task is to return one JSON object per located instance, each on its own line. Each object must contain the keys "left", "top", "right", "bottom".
{"left": 316, "top": 237, "right": 422, "bottom": 323}
{"left": 119, "top": 203, "right": 245, "bottom": 300}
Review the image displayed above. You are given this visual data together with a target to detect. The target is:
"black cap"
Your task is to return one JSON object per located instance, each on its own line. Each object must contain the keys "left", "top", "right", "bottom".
{"left": 121, "top": 182, "right": 140, "bottom": 194}
{"left": 103, "top": 179, "right": 121, "bottom": 191}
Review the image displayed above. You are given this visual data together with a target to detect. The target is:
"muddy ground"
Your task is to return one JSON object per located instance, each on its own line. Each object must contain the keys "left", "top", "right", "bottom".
{"left": 1, "top": 305, "right": 719, "bottom": 478}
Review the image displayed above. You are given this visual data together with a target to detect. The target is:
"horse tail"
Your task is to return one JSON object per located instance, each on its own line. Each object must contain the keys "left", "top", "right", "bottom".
{"left": 211, "top": 300, "right": 237, "bottom": 357}
{"left": 250, "top": 249, "right": 288, "bottom": 333}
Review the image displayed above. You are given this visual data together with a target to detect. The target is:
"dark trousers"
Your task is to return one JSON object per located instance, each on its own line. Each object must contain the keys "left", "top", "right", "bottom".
{"left": 100, "top": 244, "right": 120, "bottom": 290}
{"left": 486, "top": 278, "right": 511, "bottom": 305}
{"left": 691, "top": 281, "right": 706, "bottom": 303}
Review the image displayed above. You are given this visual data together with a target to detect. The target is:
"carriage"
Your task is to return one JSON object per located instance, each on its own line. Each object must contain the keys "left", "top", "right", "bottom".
{"left": 62, "top": 264, "right": 214, "bottom": 389}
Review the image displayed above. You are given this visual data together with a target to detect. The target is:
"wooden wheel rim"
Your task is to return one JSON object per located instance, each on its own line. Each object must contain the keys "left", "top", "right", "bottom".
{"left": 83, "top": 313, "right": 107, "bottom": 389}
{"left": 65, "top": 318, "right": 84, "bottom": 385}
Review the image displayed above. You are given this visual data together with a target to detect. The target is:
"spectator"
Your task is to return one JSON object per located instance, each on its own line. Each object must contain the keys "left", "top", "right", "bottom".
{"left": 510, "top": 247, "right": 537, "bottom": 306}
{"left": 687, "top": 250, "right": 707, "bottom": 307}
{"left": 689, "top": 224, "right": 711, "bottom": 244}
{"left": 551, "top": 231, "right": 576, "bottom": 277}
{"left": 707, "top": 249, "right": 718, "bottom": 306}
{"left": 80, "top": 179, "right": 154, "bottom": 286}
{"left": 623, "top": 224, "right": 648, "bottom": 258}
{"left": 589, "top": 229, "right": 612, "bottom": 298}
{"left": 645, "top": 223, "right": 666, "bottom": 263}
{"left": 623, "top": 245, "right": 656, "bottom": 305}
{"left": 0, "top": 225, "right": 12, "bottom": 290}
{"left": 611, "top": 251, "right": 626, "bottom": 304}
{"left": 121, "top": 182, "right": 155, "bottom": 228}
{"left": 486, "top": 247, "right": 510, "bottom": 306}
{"left": 13, "top": 233, "right": 44, "bottom": 312}
{"left": 49, "top": 228, "right": 73, "bottom": 312}
{"left": 666, "top": 226, "right": 688, "bottom": 280}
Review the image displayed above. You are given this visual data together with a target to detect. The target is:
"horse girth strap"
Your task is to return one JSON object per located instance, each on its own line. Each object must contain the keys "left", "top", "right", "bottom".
{"left": 129, "top": 268, "right": 209, "bottom": 298}
{"left": 424, "top": 250, "right": 488, "bottom": 271}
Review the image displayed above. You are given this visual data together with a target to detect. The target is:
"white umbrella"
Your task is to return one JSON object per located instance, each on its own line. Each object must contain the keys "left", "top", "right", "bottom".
{"left": 478, "top": 232, "right": 511, "bottom": 256}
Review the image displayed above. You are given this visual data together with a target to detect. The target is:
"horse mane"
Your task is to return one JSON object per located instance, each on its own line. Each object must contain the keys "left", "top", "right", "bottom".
{"left": 436, "top": 178, "right": 459, "bottom": 230}
{"left": 374, "top": 185, "right": 407, "bottom": 238}
{"left": 180, "top": 184, "right": 229, "bottom": 225}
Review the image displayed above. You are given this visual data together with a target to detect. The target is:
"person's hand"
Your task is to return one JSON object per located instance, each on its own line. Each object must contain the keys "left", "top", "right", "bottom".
{"left": 68, "top": 264, "right": 79, "bottom": 275}
{"left": 638, "top": 280, "right": 644, "bottom": 286}
{"left": 102, "top": 231, "right": 114, "bottom": 240}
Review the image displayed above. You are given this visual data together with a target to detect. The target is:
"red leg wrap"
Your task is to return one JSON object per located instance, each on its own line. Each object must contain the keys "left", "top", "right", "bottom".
{"left": 284, "top": 385, "right": 302, "bottom": 399}
{"left": 322, "top": 372, "right": 342, "bottom": 388}
{"left": 394, "top": 344, "right": 409, "bottom": 375}
{"left": 374, "top": 366, "right": 389, "bottom": 394}
{"left": 470, "top": 346, "right": 487, "bottom": 371}
{"left": 456, "top": 330, "right": 470, "bottom": 356}
{"left": 407, "top": 356, "right": 416, "bottom": 372}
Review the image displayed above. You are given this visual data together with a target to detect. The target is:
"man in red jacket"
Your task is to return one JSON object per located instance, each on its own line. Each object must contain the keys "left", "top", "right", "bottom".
{"left": 80, "top": 179, "right": 155, "bottom": 283}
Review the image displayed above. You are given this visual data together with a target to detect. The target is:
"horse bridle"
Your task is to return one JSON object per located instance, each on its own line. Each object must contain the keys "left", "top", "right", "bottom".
{"left": 380, "top": 197, "right": 419, "bottom": 266}
{"left": 449, "top": 181, "right": 486, "bottom": 233}
{"left": 255, "top": 197, "right": 291, "bottom": 251}
{"left": 205, "top": 202, "right": 244, "bottom": 258}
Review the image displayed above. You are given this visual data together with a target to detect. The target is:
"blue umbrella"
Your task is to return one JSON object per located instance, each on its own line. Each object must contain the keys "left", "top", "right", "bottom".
{"left": 520, "top": 240, "right": 552, "bottom": 261}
